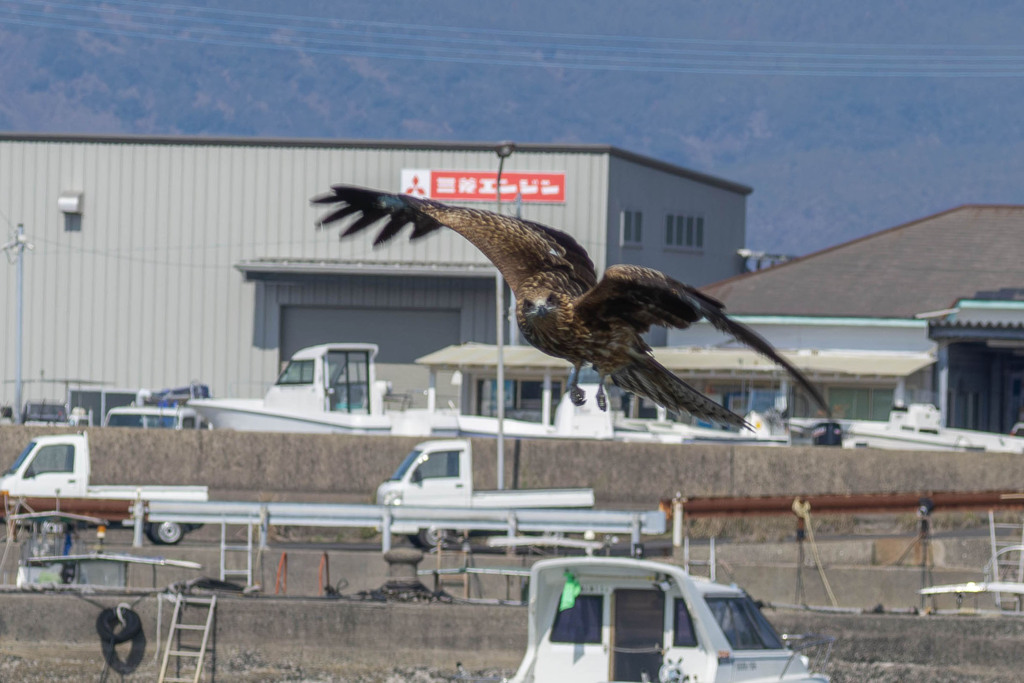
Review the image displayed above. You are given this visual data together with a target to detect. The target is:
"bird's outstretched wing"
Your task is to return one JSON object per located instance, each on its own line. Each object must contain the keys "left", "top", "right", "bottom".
{"left": 312, "top": 185, "right": 598, "bottom": 294}
{"left": 577, "top": 264, "right": 829, "bottom": 415}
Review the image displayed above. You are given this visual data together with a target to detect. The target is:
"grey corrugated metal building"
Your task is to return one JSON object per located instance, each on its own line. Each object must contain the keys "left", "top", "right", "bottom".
{"left": 0, "top": 133, "right": 751, "bottom": 414}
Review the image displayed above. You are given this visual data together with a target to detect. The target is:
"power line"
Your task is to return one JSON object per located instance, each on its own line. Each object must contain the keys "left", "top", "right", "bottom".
{"left": 29, "top": 235, "right": 316, "bottom": 270}
{"left": 8, "top": 0, "right": 1024, "bottom": 64}
{"left": 3, "top": 0, "right": 1024, "bottom": 77}
{"left": 18, "top": 0, "right": 1024, "bottom": 54}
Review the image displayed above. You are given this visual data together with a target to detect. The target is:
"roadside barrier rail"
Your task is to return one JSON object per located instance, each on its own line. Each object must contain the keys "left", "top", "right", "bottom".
{"left": 142, "top": 500, "right": 666, "bottom": 552}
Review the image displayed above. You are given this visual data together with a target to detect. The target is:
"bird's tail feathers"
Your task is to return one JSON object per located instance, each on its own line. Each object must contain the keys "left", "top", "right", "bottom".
{"left": 611, "top": 355, "right": 751, "bottom": 430}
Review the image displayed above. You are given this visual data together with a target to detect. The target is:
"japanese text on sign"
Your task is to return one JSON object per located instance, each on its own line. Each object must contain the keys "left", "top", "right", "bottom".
{"left": 401, "top": 169, "right": 566, "bottom": 203}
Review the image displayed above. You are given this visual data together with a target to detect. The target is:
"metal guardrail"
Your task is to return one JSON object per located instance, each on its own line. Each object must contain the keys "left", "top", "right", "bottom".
{"left": 142, "top": 500, "right": 666, "bottom": 552}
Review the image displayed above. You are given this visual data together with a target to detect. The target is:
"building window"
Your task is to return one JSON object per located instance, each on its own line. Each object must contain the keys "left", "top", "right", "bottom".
{"left": 477, "top": 379, "right": 562, "bottom": 422}
{"left": 622, "top": 210, "right": 643, "bottom": 245}
{"left": 828, "top": 387, "right": 894, "bottom": 420}
{"left": 666, "top": 214, "right": 704, "bottom": 249}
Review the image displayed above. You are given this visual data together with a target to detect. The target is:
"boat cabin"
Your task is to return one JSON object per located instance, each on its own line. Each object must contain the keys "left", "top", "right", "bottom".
{"left": 267, "top": 343, "right": 384, "bottom": 416}
{"left": 510, "top": 556, "right": 831, "bottom": 683}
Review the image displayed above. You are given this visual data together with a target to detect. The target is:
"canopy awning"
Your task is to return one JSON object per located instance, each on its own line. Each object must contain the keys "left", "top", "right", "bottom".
{"left": 415, "top": 343, "right": 935, "bottom": 379}
{"left": 235, "top": 258, "right": 497, "bottom": 279}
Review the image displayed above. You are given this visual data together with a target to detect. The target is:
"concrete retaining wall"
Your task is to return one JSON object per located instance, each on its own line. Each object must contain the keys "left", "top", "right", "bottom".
{"left": 0, "top": 591, "right": 527, "bottom": 678}
{"left": 3, "top": 426, "right": 1024, "bottom": 507}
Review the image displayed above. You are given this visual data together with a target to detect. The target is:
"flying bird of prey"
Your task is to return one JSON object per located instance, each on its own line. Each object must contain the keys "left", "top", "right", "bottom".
{"left": 312, "top": 186, "right": 828, "bottom": 429}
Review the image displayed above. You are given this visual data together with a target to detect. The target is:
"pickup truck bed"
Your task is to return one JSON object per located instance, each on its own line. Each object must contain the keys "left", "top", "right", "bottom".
{"left": 469, "top": 488, "right": 596, "bottom": 508}
{"left": 82, "top": 485, "right": 209, "bottom": 501}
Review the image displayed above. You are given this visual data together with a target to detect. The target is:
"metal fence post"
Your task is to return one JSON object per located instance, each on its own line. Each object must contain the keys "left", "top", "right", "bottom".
{"left": 381, "top": 508, "right": 392, "bottom": 553}
{"left": 259, "top": 505, "right": 269, "bottom": 550}
{"left": 132, "top": 489, "right": 144, "bottom": 547}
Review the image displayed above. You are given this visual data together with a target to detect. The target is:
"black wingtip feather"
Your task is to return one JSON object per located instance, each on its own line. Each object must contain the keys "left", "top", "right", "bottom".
{"left": 316, "top": 205, "right": 359, "bottom": 229}
{"left": 372, "top": 219, "right": 408, "bottom": 246}
{"left": 341, "top": 210, "right": 386, "bottom": 237}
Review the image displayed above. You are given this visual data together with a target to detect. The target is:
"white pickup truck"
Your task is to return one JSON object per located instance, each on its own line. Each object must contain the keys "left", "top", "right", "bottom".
{"left": 376, "top": 439, "right": 595, "bottom": 547}
{"left": 0, "top": 432, "right": 209, "bottom": 544}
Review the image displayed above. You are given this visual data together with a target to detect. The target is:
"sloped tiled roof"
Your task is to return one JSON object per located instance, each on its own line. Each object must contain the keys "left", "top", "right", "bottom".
{"left": 703, "top": 206, "right": 1024, "bottom": 318}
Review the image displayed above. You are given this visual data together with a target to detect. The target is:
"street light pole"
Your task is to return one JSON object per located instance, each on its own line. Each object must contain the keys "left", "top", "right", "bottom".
{"left": 494, "top": 142, "right": 515, "bottom": 490}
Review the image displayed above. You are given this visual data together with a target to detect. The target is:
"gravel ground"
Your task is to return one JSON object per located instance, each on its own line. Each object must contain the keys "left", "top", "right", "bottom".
{"left": 1, "top": 647, "right": 1019, "bottom": 682}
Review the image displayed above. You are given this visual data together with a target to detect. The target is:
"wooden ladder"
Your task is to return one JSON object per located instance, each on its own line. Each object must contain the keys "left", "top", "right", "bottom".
{"left": 157, "top": 594, "right": 217, "bottom": 683}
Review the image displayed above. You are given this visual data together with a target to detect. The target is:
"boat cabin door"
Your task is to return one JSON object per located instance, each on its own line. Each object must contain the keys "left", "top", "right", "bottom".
{"left": 612, "top": 588, "right": 665, "bottom": 682}
{"left": 325, "top": 349, "right": 371, "bottom": 414}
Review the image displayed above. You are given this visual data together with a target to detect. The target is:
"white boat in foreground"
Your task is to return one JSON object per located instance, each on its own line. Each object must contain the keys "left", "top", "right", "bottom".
{"left": 509, "top": 556, "right": 832, "bottom": 683}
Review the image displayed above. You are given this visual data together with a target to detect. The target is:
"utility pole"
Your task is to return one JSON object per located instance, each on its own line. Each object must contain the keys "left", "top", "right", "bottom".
{"left": 2, "top": 224, "right": 33, "bottom": 424}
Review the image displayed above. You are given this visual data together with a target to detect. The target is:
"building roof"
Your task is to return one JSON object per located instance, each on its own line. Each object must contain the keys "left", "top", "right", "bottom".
{"left": 0, "top": 132, "right": 752, "bottom": 196}
{"left": 703, "top": 205, "right": 1024, "bottom": 318}
{"left": 235, "top": 257, "right": 498, "bottom": 279}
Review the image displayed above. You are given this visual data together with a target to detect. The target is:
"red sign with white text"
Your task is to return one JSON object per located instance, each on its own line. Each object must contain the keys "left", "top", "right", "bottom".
{"left": 400, "top": 169, "right": 566, "bottom": 203}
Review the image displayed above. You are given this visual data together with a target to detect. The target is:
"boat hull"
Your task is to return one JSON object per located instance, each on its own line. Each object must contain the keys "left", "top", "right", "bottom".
{"left": 189, "top": 398, "right": 393, "bottom": 434}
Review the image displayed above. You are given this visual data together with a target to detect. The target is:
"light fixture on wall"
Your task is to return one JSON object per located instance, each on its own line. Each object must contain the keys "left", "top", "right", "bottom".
{"left": 58, "top": 191, "right": 83, "bottom": 214}
{"left": 58, "top": 191, "right": 83, "bottom": 232}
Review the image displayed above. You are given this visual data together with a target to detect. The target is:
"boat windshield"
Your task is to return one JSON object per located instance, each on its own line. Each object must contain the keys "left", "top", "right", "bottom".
{"left": 390, "top": 449, "right": 424, "bottom": 481}
{"left": 704, "top": 595, "right": 784, "bottom": 650}
{"left": 5, "top": 441, "right": 37, "bottom": 475}
{"left": 276, "top": 359, "right": 315, "bottom": 386}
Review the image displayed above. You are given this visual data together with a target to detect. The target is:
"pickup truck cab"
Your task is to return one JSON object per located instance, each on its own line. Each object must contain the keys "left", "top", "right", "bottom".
{"left": 0, "top": 433, "right": 208, "bottom": 544}
{"left": 104, "top": 405, "right": 210, "bottom": 430}
{"left": 376, "top": 439, "right": 595, "bottom": 547}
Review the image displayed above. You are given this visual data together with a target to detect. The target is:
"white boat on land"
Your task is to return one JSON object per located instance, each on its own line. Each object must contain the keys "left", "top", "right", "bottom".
{"left": 508, "top": 556, "right": 832, "bottom": 683}
{"left": 189, "top": 343, "right": 396, "bottom": 434}
{"left": 188, "top": 342, "right": 787, "bottom": 443}
{"left": 836, "top": 404, "right": 1024, "bottom": 454}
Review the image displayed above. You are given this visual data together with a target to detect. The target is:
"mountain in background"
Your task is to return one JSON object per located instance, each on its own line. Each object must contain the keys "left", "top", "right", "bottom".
{"left": 2, "top": 0, "right": 1023, "bottom": 257}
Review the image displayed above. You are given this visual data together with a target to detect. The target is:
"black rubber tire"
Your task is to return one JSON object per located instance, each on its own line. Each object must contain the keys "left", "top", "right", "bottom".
{"left": 100, "top": 628, "right": 147, "bottom": 675}
{"left": 95, "top": 607, "right": 142, "bottom": 644}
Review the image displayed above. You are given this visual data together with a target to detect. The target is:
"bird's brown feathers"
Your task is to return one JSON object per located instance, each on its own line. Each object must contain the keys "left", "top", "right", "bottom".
{"left": 313, "top": 185, "right": 829, "bottom": 428}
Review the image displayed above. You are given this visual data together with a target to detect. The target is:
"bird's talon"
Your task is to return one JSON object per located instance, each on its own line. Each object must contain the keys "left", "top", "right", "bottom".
{"left": 569, "top": 386, "right": 586, "bottom": 406}
{"left": 596, "top": 392, "right": 607, "bottom": 411}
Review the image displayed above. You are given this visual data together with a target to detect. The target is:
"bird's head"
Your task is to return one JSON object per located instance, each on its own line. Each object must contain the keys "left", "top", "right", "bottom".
{"left": 520, "top": 293, "right": 559, "bottom": 320}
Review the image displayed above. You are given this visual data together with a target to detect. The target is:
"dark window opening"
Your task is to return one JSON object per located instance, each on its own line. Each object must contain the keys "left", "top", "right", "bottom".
{"left": 550, "top": 595, "right": 603, "bottom": 644}
{"left": 673, "top": 598, "right": 698, "bottom": 647}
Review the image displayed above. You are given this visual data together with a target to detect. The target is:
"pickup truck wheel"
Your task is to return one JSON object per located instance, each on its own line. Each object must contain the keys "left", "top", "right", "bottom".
{"left": 145, "top": 521, "right": 184, "bottom": 545}
{"left": 410, "top": 526, "right": 452, "bottom": 549}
